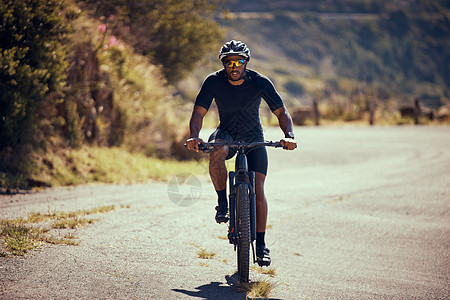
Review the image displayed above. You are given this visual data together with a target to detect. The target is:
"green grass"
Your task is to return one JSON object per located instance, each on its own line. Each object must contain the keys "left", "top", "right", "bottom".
{"left": 0, "top": 206, "right": 116, "bottom": 256}
{"left": 26, "top": 146, "right": 211, "bottom": 188}
{"left": 0, "top": 222, "right": 82, "bottom": 256}
{"left": 1, "top": 224, "right": 40, "bottom": 256}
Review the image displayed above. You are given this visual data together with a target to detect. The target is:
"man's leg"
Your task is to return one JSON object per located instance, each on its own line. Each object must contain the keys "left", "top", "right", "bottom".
{"left": 246, "top": 147, "right": 269, "bottom": 234}
{"left": 255, "top": 171, "right": 271, "bottom": 266}
{"left": 255, "top": 171, "right": 268, "bottom": 232}
{"left": 209, "top": 139, "right": 229, "bottom": 223}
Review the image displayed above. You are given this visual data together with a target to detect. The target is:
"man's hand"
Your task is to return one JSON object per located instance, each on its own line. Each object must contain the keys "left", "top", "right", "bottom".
{"left": 185, "top": 137, "right": 204, "bottom": 152}
{"left": 280, "top": 138, "right": 297, "bottom": 150}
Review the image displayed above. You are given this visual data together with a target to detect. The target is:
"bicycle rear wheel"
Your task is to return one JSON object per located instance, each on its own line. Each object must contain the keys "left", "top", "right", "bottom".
{"left": 236, "top": 183, "right": 251, "bottom": 283}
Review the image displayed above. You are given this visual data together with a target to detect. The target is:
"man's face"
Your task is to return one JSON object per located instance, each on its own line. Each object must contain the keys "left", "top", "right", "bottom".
{"left": 223, "top": 55, "right": 247, "bottom": 81}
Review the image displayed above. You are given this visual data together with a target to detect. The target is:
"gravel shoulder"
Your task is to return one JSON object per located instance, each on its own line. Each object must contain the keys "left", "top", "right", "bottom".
{"left": 1, "top": 126, "right": 449, "bottom": 299}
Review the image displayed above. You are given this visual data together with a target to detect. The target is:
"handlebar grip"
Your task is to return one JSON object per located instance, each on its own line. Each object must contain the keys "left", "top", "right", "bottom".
{"left": 273, "top": 142, "right": 282, "bottom": 148}
{"left": 184, "top": 142, "right": 209, "bottom": 152}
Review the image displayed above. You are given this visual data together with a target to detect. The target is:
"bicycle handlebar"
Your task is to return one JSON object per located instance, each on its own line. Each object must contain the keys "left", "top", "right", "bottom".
{"left": 185, "top": 140, "right": 289, "bottom": 153}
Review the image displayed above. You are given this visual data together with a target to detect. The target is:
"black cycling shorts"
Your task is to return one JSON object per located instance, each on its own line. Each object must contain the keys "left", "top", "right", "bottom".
{"left": 208, "top": 128, "right": 268, "bottom": 176}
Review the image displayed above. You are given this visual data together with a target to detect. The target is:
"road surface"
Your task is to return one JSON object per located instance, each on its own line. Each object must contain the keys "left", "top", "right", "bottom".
{"left": 1, "top": 126, "right": 449, "bottom": 299}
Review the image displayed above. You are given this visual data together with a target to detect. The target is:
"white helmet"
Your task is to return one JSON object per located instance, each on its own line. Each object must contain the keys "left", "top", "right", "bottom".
{"left": 219, "top": 40, "right": 251, "bottom": 62}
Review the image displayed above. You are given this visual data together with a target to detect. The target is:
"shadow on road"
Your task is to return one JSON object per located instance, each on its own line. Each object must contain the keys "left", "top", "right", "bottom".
{"left": 172, "top": 273, "right": 246, "bottom": 299}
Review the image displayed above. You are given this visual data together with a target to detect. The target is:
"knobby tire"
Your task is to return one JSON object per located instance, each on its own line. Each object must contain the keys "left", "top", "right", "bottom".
{"left": 236, "top": 183, "right": 250, "bottom": 283}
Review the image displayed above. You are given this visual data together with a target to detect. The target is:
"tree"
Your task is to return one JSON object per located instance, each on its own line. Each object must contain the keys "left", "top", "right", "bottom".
{"left": 81, "top": 0, "right": 223, "bottom": 82}
{"left": 0, "top": 0, "right": 68, "bottom": 149}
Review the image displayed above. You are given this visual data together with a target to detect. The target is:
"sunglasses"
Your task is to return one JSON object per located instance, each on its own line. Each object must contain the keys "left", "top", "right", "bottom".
{"left": 223, "top": 59, "right": 246, "bottom": 67}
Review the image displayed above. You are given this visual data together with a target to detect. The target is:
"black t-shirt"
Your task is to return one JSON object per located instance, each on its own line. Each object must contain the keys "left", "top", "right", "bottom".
{"left": 195, "top": 69, "right": 284, "bottom": 141}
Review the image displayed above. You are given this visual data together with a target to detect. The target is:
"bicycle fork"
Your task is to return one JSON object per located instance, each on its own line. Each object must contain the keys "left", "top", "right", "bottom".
{"left": 228, "top": 170, "right": 257, "bottom": 251}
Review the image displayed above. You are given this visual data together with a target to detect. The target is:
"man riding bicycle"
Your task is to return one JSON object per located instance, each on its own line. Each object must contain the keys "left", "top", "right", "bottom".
{"left": 185, "top": 40, "right": 297, "bottom": 266}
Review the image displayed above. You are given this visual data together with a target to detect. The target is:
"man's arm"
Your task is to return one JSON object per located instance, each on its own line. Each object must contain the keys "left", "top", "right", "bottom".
{"left": 186, "top": 105, "right": 208, "bottom": 151}
{"left": 272, "top": 106, "right": 297, "bottom": 150}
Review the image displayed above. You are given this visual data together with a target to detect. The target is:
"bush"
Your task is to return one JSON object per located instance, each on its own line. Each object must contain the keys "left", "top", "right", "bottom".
{"left": 79, "top": 0, "right": 223, "bottom": 83}
{"left": 0, "top": 0, "right": 68, "bottom": 150}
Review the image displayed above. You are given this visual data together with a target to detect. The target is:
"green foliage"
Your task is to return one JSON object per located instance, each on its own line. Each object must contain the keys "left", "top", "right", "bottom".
{"left": 0, "top": 0, "right": 69, "bottom": 149}
{"left": 80, "top": 0, "right": 223, "bottom": 82}
{"left": 0, "top": 0, "right": 226, "bottom": 189}
{"left": 2, "top": 224, "right": 38, "bottom": 256}
{"left": 97, "top": 41, "right": 186, "bottom": 156}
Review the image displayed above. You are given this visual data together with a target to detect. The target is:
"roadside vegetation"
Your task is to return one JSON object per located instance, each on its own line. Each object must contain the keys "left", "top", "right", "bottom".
{"left": 0, "top": 205, "right": 115, "bottom": 257}
{"left": 0, "top": 0, "right": 222, "bottom": 190}
{"left": 0, "top": 145, "right": 211, "bottom": 190}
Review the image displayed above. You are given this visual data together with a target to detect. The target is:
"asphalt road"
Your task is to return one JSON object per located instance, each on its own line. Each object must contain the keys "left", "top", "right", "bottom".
{"left": 1, "top": 125, "right": 449, "bottom": 299}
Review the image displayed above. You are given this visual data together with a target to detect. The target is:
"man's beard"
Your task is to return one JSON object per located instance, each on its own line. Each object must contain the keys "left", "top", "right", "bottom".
{"left": 226, "top": 68, "right": 246, "bottom": 81}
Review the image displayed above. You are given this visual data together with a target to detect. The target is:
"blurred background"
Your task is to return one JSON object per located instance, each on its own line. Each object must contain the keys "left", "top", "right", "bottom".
{"left": 1, "top": 0, "right": 449, "bottom": 189}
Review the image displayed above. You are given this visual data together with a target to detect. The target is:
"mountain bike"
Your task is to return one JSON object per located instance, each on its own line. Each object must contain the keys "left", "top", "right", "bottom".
{"left": 195, "top": 140, "right": 284, "bottom": 283}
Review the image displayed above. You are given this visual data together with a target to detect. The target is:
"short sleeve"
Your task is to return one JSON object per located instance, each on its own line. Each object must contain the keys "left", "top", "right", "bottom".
{"left": 194, "top": 74, "right": 216, "bottom": 110}
{"left": 259, "top": 75, "right": 284, "bottom": 112}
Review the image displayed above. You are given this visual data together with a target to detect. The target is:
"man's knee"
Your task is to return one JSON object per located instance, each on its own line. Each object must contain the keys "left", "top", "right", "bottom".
{"left": 209, "top": 139, "right": 228, "bottom": 161}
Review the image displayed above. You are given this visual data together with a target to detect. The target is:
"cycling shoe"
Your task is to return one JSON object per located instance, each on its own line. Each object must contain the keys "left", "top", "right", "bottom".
{"left": 215, "top": 205, "right": 229, "bottom": 224}
{"left": 256, "top": 246, "right": 271, "bottom": 267}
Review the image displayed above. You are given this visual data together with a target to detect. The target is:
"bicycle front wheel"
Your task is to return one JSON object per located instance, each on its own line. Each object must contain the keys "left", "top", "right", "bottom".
{"left": 236, "top": 183, "right": 251, "bottom": 283}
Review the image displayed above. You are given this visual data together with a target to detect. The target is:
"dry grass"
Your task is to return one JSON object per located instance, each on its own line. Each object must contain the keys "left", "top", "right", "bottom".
{"left": 190, "top": 243, "right": 219, "bottom": 260}
{"left": 52, "top": 217, "right": 97, "bottom": 229}
{"left": 239, "top": 277, "right": 277, "bottom": 298}
{"left": 197, "top": 248, "right": 216, "bottom": 259}
{"left": 0, "top": 205, "right": 116, "bottom": 256}
{"left": 40, "top": 235, "right": 80, "bottom": 246}
{"left": 251, "top": 265, "right": 277, "bottom": 277}
{"left": 198, "top": 262, "right": 210, "bottom": 267}
{"left": 327, "top": 196, "right": 343, "bottom": 205}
